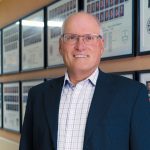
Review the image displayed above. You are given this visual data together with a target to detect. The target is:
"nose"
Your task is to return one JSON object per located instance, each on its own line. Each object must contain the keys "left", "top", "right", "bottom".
{"left": 74, "top": 37, "right": 86, "bottom": 51}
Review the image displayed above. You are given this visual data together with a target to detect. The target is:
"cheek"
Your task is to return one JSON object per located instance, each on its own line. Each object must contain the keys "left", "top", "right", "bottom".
{"left": 97, "top": 42, "right": 104, "bottom": 56}
{"left": 59, "top": 44, "right": 68, "bottom": 56}
{"left": 60, "top": 45, "right": 73, "bottom": 60}
{"left": 91, "top": 45, "right": 103, "bottom": 58}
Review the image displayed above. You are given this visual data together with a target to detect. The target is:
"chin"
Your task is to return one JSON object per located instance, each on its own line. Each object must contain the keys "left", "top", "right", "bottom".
{"left": 75, "top": 67, "right": 94, "bottom": 73}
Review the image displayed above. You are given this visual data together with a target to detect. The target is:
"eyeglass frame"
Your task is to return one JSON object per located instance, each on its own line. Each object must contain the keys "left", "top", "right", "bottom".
{"left": 60, "top": 33, "right": 103, "bottom": 45}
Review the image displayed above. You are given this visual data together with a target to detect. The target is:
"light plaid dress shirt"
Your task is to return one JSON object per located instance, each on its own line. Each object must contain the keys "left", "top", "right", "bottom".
{"left": 57, "top": 68, "right": 99, "bottom": 150}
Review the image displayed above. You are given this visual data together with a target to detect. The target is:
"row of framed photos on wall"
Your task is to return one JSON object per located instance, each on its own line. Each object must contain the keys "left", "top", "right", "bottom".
{"left": 0, "top": 70, "right": 149, "bottom": 132}
{"left": 0, "top": 0, "right": 150, "bottom": 75}
{"left": 0, "top": 79, "right": 44, "bottom": 132}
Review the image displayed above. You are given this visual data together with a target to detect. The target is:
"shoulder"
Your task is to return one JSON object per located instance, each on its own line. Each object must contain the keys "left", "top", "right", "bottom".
{"left": 98, "top": 70, "right": 149, "bottom": 104}
{"left": 29, "top": 76, "right": 64, "bottom": 94}
{"left": 99, "top": 70, "right": 146, "bottom": 92}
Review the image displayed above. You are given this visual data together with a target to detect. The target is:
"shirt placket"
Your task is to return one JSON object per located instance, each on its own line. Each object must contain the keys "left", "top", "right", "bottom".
{"left": 64, "top": 83, "right": 83, "bottom": 150}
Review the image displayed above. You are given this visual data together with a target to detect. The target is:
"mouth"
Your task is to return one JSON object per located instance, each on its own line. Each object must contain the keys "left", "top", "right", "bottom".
{"left": 73, "top": 54, "right": 89, "bottom": 58}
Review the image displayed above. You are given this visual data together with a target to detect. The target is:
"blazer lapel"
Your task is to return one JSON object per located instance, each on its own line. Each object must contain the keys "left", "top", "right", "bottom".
{"left": 44, "top": 77, "right": 64, "bottom": 150}
{"left": 83, "top": 70, "right": 115, "bottom": 149}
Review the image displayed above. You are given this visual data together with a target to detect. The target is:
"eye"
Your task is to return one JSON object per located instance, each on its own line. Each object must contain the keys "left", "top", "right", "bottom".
{"left": 85, "top": 35, "right": 94, "bottom": 41}
{"left": 68, "top": 35, "right": 77, "bottom": 40}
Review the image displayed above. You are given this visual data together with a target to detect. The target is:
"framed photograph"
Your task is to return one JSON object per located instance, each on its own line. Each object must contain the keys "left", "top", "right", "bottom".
{"left": 0, "top": 31, "right": 1, "bottom": 75}
{"left": 21, "top": 9, "right": 44, "bottom": 71}
{"left": 138, "top": 71, "right": 150, "bottom": 101}
{"left": 21, "top": 79, "right": 44, "bottom": 124}
{"left": 119, "top": 72, "right": 135, "bottom": 80}
{"left": 2, "top": 22, "right": 20, "bottom": 74}
{"left": 138, "top": 0, "right": 150, "bottom": 54}
{"left": 3, "top": 82, "right": 20, "bottom": 132}
{"left": 114, "top": 71, "right": 135, "bottom": 80}
{"left": 84, "top": 0, "right": 135, "bottom": 59}
{"left": 47, "top": 0, "right": 78, "bottom": 67}
{"left": 0, "top": 83, "right": 2, "bottom": 128}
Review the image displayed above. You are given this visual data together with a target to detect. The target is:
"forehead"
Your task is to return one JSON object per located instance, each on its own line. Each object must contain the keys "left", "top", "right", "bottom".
{"left": 63, "top": 13, "right": 100, "bottom": 34}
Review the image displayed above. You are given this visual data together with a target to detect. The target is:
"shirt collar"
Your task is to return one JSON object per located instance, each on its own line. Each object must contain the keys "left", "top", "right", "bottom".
{"left": 63, "top": 68, "right": 99, "bottom": 87}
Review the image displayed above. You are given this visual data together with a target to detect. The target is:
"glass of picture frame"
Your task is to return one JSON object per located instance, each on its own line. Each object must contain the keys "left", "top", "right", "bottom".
{"left": 138, "top": 0, "right": 150, "bottom": 54}
{"left": 138, "top": 71, "right": 150, "bottom": 101}
{"left": 2, "top": 22, "right": 20, "bottom": 74}
{"left": 21, "top": 9, "right": 44, "bottom": 71}
{"left": 119, "top": 72, "right": 135, "bottom": 80}
{"left": 0, "top": 31, "right": 1, "bottom": 75}
{"left": 114, "top": 71, "right": 135, "bottom": 80}
{"left": 3, "top": 82, "right": 20, "bottom": 132}
{"left": 21, "top": 79, "right": 44, "bottom": 125}
{"left": 84, "top": 0, "right": 134, "bottom": 59}
{"left": 47, "top": 0, "right": 78, "bottom": 67}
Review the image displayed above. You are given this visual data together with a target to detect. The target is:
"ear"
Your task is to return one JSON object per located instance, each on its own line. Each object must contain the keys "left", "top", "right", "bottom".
{"left": 59, "top": 38, "right": 63, "bottom": 56}
{"left": 99, "top": 38, "right": 104, "bottom": 55}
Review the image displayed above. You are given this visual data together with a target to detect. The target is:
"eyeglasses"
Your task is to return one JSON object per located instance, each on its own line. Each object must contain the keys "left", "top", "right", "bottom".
{"left": 61, "top": 33, "right": 103, "bottom": 45}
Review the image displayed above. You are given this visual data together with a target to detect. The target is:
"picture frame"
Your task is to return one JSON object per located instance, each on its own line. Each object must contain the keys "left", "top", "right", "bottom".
{"left": 120, "top": 72, "right": 135, "bottom": 80}
{"left": 114, "top": 71, "right": 135, "bottom": 80}
{"left": 84, "top": 0, "right": 135, "bottom": 60}
{"left": 2, "top": 22, "right": 20, "bottom": 74}
{"left": 21, "top": 9, "right": 45, "bottom": 71}
{"left": 138, "top": 70, "right": 150, "bottom": 101}
{"left": 0, "top": 83, "right": 2, "bottom": 128}
{"left": 21, "top": 79, "right": 44, "bottom": 125}
{"left": 0, "top": 30, "right": 2, "bottom": 75}
{"left": 46, "top": 0, "right": 78, "bottom": 67}
{"left": 3, "top": 82, "right": 20, "bottom": 132}
{"left": 137, "top": 0, "right": 150, "bottom": 55}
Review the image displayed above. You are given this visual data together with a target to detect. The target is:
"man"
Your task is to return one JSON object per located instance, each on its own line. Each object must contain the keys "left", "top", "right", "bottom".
{"left": 105, "top": 0, "right": 109, "bottom": 8}
{"left": 110, "top": 8, "right": 114, "bottom": 20}
{"left": 115, "top": 7, "right": 119, "bottom": 18}
{"left": 120, "top": 4, "right": 124, "bottom": 17}
{"left": 105, "top": 10, "right": 109, "bottom": 21}
{"left": 110, "top": 0, "right": 114, "bottom": 6}
{"left": 19, "top": 12, "right": 150, "bottom": 150}
{"left": 100, "top": 0, "right": 104, "bottom": 10}
{"left": 100, "top": 12, "right": 104, "bottom": 22}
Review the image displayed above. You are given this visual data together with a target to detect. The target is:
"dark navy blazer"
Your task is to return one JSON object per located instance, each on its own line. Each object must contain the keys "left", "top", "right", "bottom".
{"left": 19, "top": 70, "right": 150, "bottom": 150}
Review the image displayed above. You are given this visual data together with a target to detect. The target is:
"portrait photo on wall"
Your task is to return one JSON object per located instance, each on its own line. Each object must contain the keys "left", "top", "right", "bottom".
{"left": 146, "top": 81, "right": 150, "bottom": 101}
{"left": 3, "top": 82, "right": 20, "bottom": 132}
{"left": 113, "top": 71, "right": 135, "bottom": 80}
{"left": 47, "top": 0, "right": 78, "bottom": 67}
{"left": 84, "top": 0, "right": 134, "bottom": 59}
{"left": 21, "top": 80, "right": 44, "bottom": 125}
{"left": 2, "top": 22, "right": 20, "bottom": 74}
{"left": 138, "top": 71, "right": 150, "bottom": 102}
{"left": 21, "top": 9, "right": 44, "bottom": 71}
{"left": 138, "top": 0, "right": 150, "bottom": 54}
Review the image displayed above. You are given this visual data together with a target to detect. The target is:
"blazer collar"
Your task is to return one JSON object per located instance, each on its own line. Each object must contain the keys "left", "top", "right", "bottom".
{"left": 83, "top": 70, "right": 115, "bottom": 149}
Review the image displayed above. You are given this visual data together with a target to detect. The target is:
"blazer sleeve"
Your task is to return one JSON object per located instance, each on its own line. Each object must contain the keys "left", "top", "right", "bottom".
{"left": 19, "top": 88, "right": 33, "bottom": 150}
{"left": 130, "top": 85, "right": 150, "bottom": 150}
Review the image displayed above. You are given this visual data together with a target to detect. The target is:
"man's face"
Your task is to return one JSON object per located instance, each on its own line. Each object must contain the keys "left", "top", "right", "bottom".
{"left": 59, "top": 13, "right": 104, "bottom": 75}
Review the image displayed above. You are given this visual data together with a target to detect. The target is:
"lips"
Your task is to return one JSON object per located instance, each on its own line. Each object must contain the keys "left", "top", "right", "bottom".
{"left": 73, "top": 54, "right": 88, "bottom": 58}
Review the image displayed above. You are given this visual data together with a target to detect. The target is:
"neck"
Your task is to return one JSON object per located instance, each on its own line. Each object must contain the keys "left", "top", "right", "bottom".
{"left": 67, "top": 68, "right": 98, "bottom": 85}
